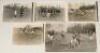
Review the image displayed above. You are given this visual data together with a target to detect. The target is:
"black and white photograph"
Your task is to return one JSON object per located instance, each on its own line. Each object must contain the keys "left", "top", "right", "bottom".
{"left": 68, "top": 2, "right": 97, "bottom": 21}
{"left": 45, "top": 23, "right": 97, "bottom": 52}
{"left": 3, "top": 3, "right": 32, "bottom": 22}
{"left": 12, "top": 24, "right": 43, "bottom": 45}
{"left": 35, "top": 3, "right": 65, "bottom": 22}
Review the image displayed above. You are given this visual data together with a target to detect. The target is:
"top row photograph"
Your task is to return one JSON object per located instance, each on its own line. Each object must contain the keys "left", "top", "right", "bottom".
{"left": 1, "top": 1, "right": 99, "bottom": 22}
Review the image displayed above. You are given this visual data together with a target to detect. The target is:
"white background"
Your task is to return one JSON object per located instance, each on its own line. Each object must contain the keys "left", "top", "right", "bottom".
{"left": 0, "top": 0, "right": 99, "bottom": 53}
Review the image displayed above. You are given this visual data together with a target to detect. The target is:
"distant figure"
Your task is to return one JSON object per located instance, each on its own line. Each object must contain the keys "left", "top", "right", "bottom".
{"left": 12, "top": 4, "right": 18, "bottom": 17}
{"left": 20, "top": 6, "right": 25, "bottom": 17}
{"left": 23, "top": 25, "right": 31, "bottom": 33}
{"left": 39, "top": 7, "right": 47, "bottom": 17}
{"left": 47, "top": 30, "right": 55, "bottom": 42}
{"left": 60, "top": 31, "right": 66, "bottom": 38}
{"left": 61, "top": 34, "right": 65, "bottom": 38}
{"left": 74, "top": 34, "right": 81, "bottom": 44}
{"left": 13, "top": 5, "right": 17, "bottom": 17}
{"left": 14, "top": 10, "right": 17, "bottom": 17}
{"left": 46, "top": 13, "right": 51, "bottom": 18}
{"left": 69, "top": 38, "right": 78, "bottom": 48}
{"left": 47, "top": 33, "right": 54, "bottom": 47}
{"left": 69, "top": 34, "right": 81, "bottom": 48}
{"left": 48, "top": 34, "right": 54, "bottom": 41}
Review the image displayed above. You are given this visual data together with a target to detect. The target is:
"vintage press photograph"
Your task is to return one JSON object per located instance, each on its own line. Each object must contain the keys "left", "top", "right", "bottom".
{"left": 35, "top": 4, "right": 65, "bottom": 22}
{"left": 13, "top": 24, "right": 43, "bottom": 45}
{"left": 68, "top": 2, "right": 97, "bottom": 21}
{"left": 3, "top": 3, "right": 32, "bottom": 22}
{"left": 45, "top": 23, "right": 97, "bottom": 52}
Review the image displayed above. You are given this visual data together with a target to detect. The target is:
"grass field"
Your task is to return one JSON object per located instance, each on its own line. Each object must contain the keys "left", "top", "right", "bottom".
{"left": 13, "top": 28, "right": 43, "bottom": 45}
{"left": 68, "top": 9, "right": 97, "bottom": 21}
{"left": 46, "top": 33, "right": 97, "bottom": 52}
{"left": 3, "top": 6, "right": 32, "bottom": 22}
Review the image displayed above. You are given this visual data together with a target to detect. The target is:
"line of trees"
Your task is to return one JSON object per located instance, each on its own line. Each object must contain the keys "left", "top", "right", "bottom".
{"left": 67, "top": 24, "right": 95, "bottom": 36}
{"left": 79, "top": 5, "right": 96, "bottom": 10}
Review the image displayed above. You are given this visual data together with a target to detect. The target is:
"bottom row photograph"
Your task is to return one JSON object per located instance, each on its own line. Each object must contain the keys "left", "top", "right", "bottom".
{"left": 12, "top": 23, "right": 97, "bottom": 52}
